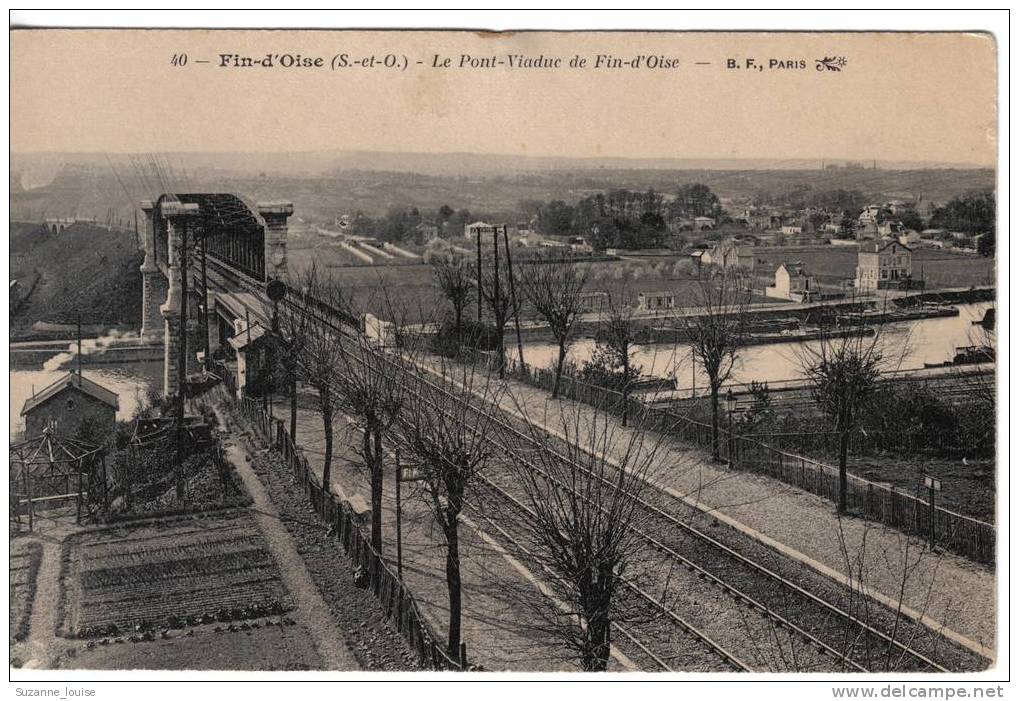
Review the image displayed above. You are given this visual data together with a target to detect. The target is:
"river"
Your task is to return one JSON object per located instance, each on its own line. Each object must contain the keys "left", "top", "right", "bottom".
{"left": 9, "top": 356, "right": 162, "bottom": 439}
{"left": 520, "top": 302, "right": 995, "bottom": 390}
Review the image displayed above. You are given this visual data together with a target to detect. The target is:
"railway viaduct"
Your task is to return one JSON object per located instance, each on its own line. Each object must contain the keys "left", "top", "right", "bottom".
{"left": 137, "top": 193, "right": 292, "bottom": 397}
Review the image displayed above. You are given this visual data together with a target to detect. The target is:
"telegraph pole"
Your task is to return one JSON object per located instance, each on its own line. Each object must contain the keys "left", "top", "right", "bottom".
{"left": 200, "top": 233, "right": 210, "bottom": 371}
{"left": 176, "top": 218, "right": 189, "bottom": 504}
{"left": 76, "top": 311, "right": 83, "bottom": 382}
{"left": 476, "top": 227, "right": 483, "bottom": 322}
{"left": 502, "top": 225, "right": 525, "bottom": 371}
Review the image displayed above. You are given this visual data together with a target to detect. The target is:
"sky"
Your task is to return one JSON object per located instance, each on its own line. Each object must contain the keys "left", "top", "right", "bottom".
{"left": 10, "top": 30, "right": 997, "bottom": 166}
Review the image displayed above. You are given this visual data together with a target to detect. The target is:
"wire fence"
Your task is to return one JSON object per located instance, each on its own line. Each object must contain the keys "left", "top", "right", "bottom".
{"left": 231, "top": 392, "right": 468, "bottom": 671}
{"left": 464, "top": 348, "right": 995, "bottom": 564}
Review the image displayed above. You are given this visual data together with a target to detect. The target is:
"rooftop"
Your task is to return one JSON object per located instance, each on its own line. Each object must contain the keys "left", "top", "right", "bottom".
{"left": 21, "top": 372, "right": 119, "bottom": 416}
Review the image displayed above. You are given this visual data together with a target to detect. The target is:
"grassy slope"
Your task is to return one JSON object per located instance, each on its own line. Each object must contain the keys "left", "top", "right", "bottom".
{"left": 10, "top": 222, "right": 143, "bottom": 332}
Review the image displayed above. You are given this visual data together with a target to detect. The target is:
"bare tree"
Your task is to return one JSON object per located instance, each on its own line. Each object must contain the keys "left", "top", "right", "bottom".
{"left": 478, "top": 243, "right": 519, "bottom": 377}
{"left": 681, "top": 267, "right": 752, "bottom": 459}
{"left": 283, "top": 265, "right": 350, "bottom": 493}
{"left": 332, "top": 289, "right": 417, "bottom": 556}
{"left": 393, "top": 359, "right": 501, "bottom": 656}
{"left": 598, "top": 285, "right": 642, "bottom": 426}
{"left": 503, "top": 397, "right": 666, "bottom": 671}
{"left": 521, "top": 254, "right": 590, "bottom": 398}
{"left": 431, "top": 251, "right": 474, "bottom": 350}
{"left": 268, "top": 288, "right": 313, "bottom": 443}
{"left": 798, "top": 306, "right": 884, "bottom": 514}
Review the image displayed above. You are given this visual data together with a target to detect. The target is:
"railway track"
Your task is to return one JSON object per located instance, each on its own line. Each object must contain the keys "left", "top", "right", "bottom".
{"left": 202, "top": 259, "right": 981, "bottom": 673}
{"left": 364, "top": 347, "right": 958, "bottom": 672}
{"left": 468, "top": 478, "right": 750, "bottom": 672}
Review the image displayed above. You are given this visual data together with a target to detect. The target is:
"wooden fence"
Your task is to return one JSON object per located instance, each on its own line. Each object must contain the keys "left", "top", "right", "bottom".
{"left": 233, "top": 395, "right": 467, "bottom": 671}
{"left": 473, "top": 351, "right": 996, "bottom": 564}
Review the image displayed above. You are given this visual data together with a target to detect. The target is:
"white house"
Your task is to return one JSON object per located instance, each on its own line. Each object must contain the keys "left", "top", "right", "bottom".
{"left": 766, "top": 262, "right": 816, "bottom": 302}
{"left": 855, "top": 241, "right": 913, "bottom": 291}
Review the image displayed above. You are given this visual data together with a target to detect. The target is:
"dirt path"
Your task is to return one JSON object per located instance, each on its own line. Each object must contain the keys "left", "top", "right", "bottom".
{"left": 270, "top": 397, "right": 632, "bottom": 671}
{"left": 218, "top": 428, "right": 361, "bottom": 671}
{"left": 16, "top": 516, "right": 80, "bottom": 669}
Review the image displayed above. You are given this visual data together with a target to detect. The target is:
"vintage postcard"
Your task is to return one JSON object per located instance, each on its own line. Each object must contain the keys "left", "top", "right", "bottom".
{"left": 8, "top": 21, "right": 1001, "bottom": 687}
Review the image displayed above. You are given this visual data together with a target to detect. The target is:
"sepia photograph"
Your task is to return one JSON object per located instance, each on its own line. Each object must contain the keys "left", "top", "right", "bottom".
{"left": 6, "top": 10, "right": 1008, "bottom": 693}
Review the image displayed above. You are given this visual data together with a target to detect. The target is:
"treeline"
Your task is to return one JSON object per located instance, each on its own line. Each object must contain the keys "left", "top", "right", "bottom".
{"left": 349, "top": 204, "right": 474, "bottom": 243}
{"left": 523, "top": 183, "right": 723, "bottom": 250}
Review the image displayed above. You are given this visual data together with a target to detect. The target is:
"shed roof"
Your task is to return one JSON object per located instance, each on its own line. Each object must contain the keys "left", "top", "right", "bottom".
{"left": 21, "top": 373, "right": 119, "bottom": 416}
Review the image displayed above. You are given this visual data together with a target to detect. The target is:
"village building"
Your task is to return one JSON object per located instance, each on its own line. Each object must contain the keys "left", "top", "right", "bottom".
{"left": 464, "top": 221, "right": 503, "bottom": 242}
{"left": 898, "top": 229, "right": 922, "bottom": 247}
{"left": 20, "top": 372, "right": 118, "bottom": 440}
{"left": 858, "top": 205, "right": 885, "bottom": 228}
{"left": 855, "top": 240, "right": 913, "bottom": 291}
{"left": 637, "top": 291, "right": 675, "bottom": 312}
{"left": 766, "top": 262, "right": 816, "bottom": 302}
{"left": 692, "top": 216, "right": 716, "bottom": 231}
{"left": 709, "top": 241, "right": 757, "bottom": 271}
{"left": 741, "top": 208, "right": 780, "bottom": 231}
{"left": 856, "top": 219, "right": 880, "bottom": 241}
{"left": 878, "top": 220, "right": 905, "bottom": 238}
{"left": 414, "top": 222, "right": 439, "bottom": 244}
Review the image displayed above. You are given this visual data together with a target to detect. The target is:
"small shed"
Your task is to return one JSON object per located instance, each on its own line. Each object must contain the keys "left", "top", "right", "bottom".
{"left": 20, "top": 373, "right": 118, "bottom": 440}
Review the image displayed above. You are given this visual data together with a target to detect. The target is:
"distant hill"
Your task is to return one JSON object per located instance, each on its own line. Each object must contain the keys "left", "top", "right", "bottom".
{"left": 10, "top": 222, "right": 143, "bottom": 334}
{"left": 9, "top": 159, "right": 995, "bottom": 225}
{"left": 10, "top": 149, "right": 991, "bottom": 182}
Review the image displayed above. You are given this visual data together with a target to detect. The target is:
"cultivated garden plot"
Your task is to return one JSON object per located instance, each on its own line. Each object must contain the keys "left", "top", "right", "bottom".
{"left": 59, "top": 510, "right": 292, "bottom": 639}
{"left": 10, "top": 540, "right": 43, "bottom": 643}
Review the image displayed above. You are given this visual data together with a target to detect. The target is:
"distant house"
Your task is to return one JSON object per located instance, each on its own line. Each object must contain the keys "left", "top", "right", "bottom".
{"left": 878, "top": 220, "right": 905, "bottom": 238}
{"left": 898, "top": 230, "right": 922, "bottom": 247}
{"left": 819, "top": 219, "right": 843, "bottom": 235}
{"left": 887, "top": 200, "right": 915, "bottom": 217}
{"left": 858, "top": 205, "right": 885, "bottom": 228}
{"left": 20, "top": 373, "right": 118, "bottom": 440}
{"left": 637, "top": 291, "right": 675, "bottom": 311}
{"left": 855, "top": 220, "right": 880, "bottom": 241}
{"left": 710, "top": 242, "right": 757, "bottom": 271}
{"left": 415, "top": 222, "right": 439, "bottom": 244}
{"left": 568, "top": 236, "right": 593, "bottom": 252}
{"left": 780, "top": 225, "right": 803, "bottom": 237}
{"left": 766, "top": 262, "right": 816, "bottom": 302}
{"left": 464, "top": 221, "right": 501, "bottom": 242}
{"left": 855, "top": 241, "right": 913, "bottom": 291}
{"left": 742, "top": 209, "right": 779, "bottom": 231}
{"left": 692, "top": 216, "right": 716, "bottom": 231}
{"left": 578, "top": 291, "right": 609, "bottom": 314}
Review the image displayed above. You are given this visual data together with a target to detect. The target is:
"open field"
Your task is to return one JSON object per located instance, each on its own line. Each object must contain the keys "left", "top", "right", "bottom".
{"left": 747, "top": 247, "right": 995, "bottom": 288}
{"left": 59, "top": 510, "right": 292, "bottom": 638}
{"left": 9, "top": 540, "right": 43, "bottom": 643}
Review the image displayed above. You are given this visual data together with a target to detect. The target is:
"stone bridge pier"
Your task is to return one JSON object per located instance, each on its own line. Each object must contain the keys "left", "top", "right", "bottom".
{"left": 139, "top": 194, "right": 293, "bottom": 399}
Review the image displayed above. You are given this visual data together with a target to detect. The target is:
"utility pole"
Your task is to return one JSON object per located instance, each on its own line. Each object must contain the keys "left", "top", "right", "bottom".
{"left": 476, "top": 226, "right": 483, "bottom": 322}
{"left": 76, "top": 311, "right": 83, "bottom": 382}
{"left": 176, "top": 218, "right": 190, "bottom": 505}
{"left": 492, "top": 225, "right": 502, "bottom": 375}
{"left": 502, "top": 225, "right": 525, "bottom": 370}
{"left": 200, "top": 233, "right": 210, "bottom": 371}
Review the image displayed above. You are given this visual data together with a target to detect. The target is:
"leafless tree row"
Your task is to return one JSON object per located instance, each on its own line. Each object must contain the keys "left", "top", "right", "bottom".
{"left": 268, "top": 263, "right": 666, "bottom": 669}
